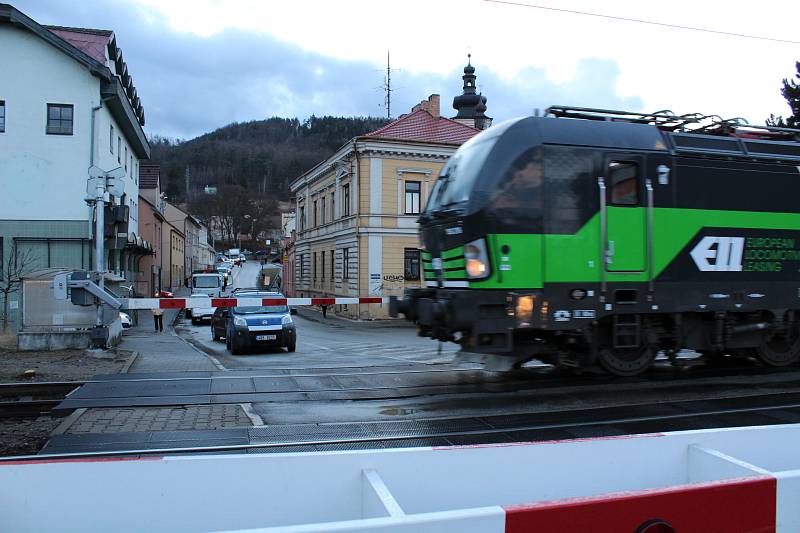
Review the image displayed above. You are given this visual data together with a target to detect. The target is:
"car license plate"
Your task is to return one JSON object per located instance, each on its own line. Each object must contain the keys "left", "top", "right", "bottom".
{"left": 256, "top": 335, "right": 276, "bottom": 341}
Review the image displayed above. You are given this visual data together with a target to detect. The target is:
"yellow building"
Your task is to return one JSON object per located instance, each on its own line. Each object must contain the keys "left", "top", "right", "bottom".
{"left": 162, "top": 217, "right": 185, "bottom": 291}
{"left": 290, "top": 93, "right": 483, "bottom": 318}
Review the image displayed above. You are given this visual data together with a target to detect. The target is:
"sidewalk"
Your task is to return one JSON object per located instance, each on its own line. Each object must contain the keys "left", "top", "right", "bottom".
{"left": 296, "top": 306, "right": 415, "bottom": 328}
{"left": 121, "top": 287, "right": 220, "bottom": 373}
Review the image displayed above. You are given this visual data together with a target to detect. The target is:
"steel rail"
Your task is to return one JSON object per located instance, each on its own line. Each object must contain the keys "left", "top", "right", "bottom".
{"left": 8, "top": 391, "right": 800, "bottom": 462}
{"left": 0, "top": 382, "right": 82, "bottom": 418}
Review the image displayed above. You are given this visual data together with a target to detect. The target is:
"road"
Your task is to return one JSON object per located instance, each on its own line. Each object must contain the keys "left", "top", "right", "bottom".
{"left": 177, "top": 261, "right": 461, "bottom": 371}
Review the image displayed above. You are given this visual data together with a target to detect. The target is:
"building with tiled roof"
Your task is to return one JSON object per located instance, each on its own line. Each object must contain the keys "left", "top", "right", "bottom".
{"left": 0, "top": 3, "right": 151, "bottom": 331}
{"left": 289, "top": 84, "right": 487, "bottom": 318}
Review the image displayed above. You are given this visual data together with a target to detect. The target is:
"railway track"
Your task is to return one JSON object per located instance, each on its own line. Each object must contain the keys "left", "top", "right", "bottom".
{"left": 12, "top": 388, "right": 800, "bottom": 460}
{"left": 0, "top": 382, "right": 82, "bottom": 418}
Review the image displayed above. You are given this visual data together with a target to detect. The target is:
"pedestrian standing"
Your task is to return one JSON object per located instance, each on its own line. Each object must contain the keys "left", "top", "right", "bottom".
{"left": 321, "top": 304, "right": 328, "bottom": 319}
{"left": 152, "top": 292, "right": 164, "bottom": 332}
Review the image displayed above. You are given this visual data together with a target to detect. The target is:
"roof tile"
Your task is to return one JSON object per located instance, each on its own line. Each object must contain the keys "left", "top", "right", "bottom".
{"left": 366, "top": 109, "right": 479, "bottom": 145}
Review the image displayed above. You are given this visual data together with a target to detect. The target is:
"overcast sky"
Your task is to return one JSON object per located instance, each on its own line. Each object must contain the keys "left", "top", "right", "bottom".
{"left": 14, "top": 0, "right": 800, "bottom": 139}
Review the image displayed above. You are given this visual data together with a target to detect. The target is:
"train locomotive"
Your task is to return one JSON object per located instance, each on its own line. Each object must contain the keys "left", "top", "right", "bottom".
{"left": 390, "top": 106, "right": 800, "bottom": 376}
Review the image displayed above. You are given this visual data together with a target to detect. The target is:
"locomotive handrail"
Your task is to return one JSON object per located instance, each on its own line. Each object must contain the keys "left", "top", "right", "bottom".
{"left": 598, "top": 176, "right": 608, "bottom": 300}
{"left": 646, "top": 178, "right": 655, "bottom": 294}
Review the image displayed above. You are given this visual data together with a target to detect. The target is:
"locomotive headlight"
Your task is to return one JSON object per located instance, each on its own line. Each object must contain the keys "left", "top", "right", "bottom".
{"left": 515, "top": 295, "right": 535, "bottom": 326}
{"left": 465, "top": 238, "right": 490, "bottom": 279}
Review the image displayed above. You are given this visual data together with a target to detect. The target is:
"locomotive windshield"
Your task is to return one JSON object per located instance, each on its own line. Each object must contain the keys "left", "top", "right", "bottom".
{"left": 426, "top": 136, "right": 497, "bottom": 212}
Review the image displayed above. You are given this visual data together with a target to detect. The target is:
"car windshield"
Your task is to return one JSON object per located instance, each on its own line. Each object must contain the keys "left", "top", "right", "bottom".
{"left": 233, "top": 305, "right": 289, "bottom": 314}
{"left": 193, "top": 276, "right": 220, "bottom": 288}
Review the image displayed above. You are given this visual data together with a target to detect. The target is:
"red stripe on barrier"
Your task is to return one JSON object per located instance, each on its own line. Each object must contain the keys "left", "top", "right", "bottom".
{"left": 504, "top": 476, "right": 776, "bottom": 533}
{"left": 262, "top": 298, "right": 288, "bottom": 306}
{"left": 160, "top": 298, "right": 186, "bottom": 309}
{"left": 0, "top": 456, "right": 163, "bottom": 466}
{"left": 211, "top": 298, "right": 237, "bottom": 308}
{"left": 312, "top": 298, "right": 336, "bottom": 305}
{"left": 358, "top": 297, "right": 383, "bottom": 304}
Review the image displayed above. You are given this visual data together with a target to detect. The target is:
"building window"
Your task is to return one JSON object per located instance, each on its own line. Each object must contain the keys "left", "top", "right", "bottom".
{"left": 312, "top": 252, "right": 317, "bottom": 281}
{"left": 343, "top": 184, "right": 350, "bottom": 216}
{"left": 109, "top": 125, "right": 114, "bottom": 152}
{"left": 321, "top": 251, "right": 325, "bottom": 281}
{"left": 405, "top": 181, "right": 421, "bottom": 214}
{"left": 321, "top": 197, "right": 326, "bottom": 225}
{"left": 298, "top": 206, "right": 305, "bottom": 231}
{"left": 117, "top": 137, "right": 121, "bottom": 163}
{"left": 299, "top": 254, "right": 305, "bottom": 281}
{"left": 331, "top": 193, "right": 335, "bottom": 221}
{"left": 125, "top": 147, "right": 128, "bottom": 171}
{"left": 313, "top": 200, "right": 318, "bottom": 227}
{"left": 0, "top": 100, "right": 6, "bottom": 132}
{"left": 404, "top": 249, "right": 420, "bottom": 280}
{"left": 342, "top": 248, "right": 350, "bottom": 280}
{"left": 330, "top": 250, "right": 334, "bottom": 279}
{"left": 46, "top": 103, "right": 73, "bottom": 135}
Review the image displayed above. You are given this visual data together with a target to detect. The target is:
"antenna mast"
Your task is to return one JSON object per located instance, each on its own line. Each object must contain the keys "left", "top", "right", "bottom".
{"left": 384, "top": 50, "right": 392, "bottom": 119}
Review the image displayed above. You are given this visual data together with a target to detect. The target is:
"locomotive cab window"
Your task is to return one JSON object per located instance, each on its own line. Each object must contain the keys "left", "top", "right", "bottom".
{"left": 608, "top": 161, "right": 639, "bottom": 205}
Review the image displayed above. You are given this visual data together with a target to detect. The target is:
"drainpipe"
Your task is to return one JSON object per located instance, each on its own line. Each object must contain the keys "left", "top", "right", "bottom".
{"left": 352, "top": 140, "right": 362, "bottom": 314}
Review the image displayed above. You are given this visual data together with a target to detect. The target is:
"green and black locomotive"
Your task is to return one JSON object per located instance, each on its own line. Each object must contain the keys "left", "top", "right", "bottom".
{"left": 390, "top": 106, "right": 800, "bottom": 376}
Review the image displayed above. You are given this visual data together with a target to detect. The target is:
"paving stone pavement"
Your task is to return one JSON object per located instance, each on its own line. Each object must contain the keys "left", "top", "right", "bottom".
{"left": 121, "top": 286, "right": 220, "bottom": 373}
{"left": 66, "top": 405, "right": 251, "bottom": 434}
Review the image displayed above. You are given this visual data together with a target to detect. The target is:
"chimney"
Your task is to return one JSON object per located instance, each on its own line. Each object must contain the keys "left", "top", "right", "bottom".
{"left": 411, "top": 94, "right": 440, "bottom": 118}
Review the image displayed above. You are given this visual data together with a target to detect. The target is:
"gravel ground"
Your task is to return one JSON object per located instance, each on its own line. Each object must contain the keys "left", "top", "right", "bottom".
{"left": 0, "top": 348, "right": 130, "bottom": 382}
{"left": 0, "top": 343, "right": 132, "bottom": 456}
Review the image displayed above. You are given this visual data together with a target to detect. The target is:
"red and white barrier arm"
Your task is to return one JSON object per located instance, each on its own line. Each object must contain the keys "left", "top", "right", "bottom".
{"left": 121, "top": 297, "right": 388, "bottom": 310}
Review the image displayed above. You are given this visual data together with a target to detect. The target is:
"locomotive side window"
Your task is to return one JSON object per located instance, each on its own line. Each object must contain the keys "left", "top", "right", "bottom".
{"left": 608, "top": 161, "right": 639, "bottom": 205}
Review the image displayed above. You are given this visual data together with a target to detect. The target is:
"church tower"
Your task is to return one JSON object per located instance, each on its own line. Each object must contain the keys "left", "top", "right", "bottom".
{"left": 452, "top": 55, "right": 492, "bottom": 130}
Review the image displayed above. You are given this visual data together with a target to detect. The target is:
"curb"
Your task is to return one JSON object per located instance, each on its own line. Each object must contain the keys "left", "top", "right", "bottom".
{"left": 120, "top": 350, "right": 139, "bottom": 374}
{"left": 49, "top": 407, "right": 87, "bottom": 436}
{"left": 297, "top": 307, "right": 414, "bottom": 328}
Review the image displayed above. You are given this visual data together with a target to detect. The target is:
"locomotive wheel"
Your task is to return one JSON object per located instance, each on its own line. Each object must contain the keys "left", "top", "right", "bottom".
{"left": 755, "top": 325, "right": 800, "bottom": 367}
{"left": 598, "top": 345, "right": 656, "bottom": 377}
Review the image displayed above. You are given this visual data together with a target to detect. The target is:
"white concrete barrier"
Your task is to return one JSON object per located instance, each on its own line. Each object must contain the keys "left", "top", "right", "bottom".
{"left": 2, "top": 424, "right": 799, "bottom": 532}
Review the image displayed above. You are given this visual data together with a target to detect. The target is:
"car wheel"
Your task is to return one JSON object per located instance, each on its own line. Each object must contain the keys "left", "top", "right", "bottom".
{"left": 287, "top": 343, "right": 296, "bottom": 353}
{"left": 231, "top": 339, "right": 242, "bottom": 355}
{"left": 191, "top": 318, "right": 198, "bottom": 326}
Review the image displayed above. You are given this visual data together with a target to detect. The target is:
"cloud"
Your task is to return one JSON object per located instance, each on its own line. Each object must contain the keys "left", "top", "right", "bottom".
{"left": 13, "top": 0, "right": 643, "bottom": 139}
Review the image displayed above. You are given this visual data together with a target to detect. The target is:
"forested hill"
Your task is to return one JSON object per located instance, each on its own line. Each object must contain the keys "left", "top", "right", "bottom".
{"left": 148, "top": 116, "right": 390, "bottom": 203}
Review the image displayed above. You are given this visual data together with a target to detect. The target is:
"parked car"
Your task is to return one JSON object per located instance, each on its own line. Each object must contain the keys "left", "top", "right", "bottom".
{"left": 158, "top": 289, "right": 174, "bottom": 298}
{"left": 188, "top": 294, "right": 215, "bottom": 325}
{"left": 231, "top": 287, "right": 261, "bottom": 295}
{"left": 119, "top": 312, "right": 132, "bottom": 329}
{"left": 211, "top": 307, "right": 230, "bottom": 342}
{"left": 225, "top": 291, "right": 296, "bottom": 354}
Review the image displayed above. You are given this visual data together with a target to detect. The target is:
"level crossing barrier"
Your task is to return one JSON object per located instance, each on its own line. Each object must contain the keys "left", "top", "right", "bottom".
{"left": 121, "top": 296, "right": 388, "bottom": 310}
{"left": 3, "top": 423, "right": 800, "bottom": 531}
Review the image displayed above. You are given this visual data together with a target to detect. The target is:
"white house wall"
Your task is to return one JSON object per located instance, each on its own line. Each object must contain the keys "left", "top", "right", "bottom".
{"left": 0, "top": 25, "right": 140, "bottom": 235}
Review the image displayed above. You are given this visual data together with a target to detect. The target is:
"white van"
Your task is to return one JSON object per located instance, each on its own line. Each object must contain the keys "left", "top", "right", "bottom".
{"left": 191, "top": 273, "right": 223, "bottom": 297}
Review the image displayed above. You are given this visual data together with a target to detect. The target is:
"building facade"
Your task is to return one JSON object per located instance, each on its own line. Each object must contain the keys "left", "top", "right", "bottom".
{"left": 290, "top": 93, "right": 482, "bottom": 318}
{"left": 0, "top": 5, "right": 150, "bottom": 326}
{"left": 162, "top": 219, "right": 185, "bottom": 291}
{"left": 138, "top": 195, "right": 164, "bottom": 296}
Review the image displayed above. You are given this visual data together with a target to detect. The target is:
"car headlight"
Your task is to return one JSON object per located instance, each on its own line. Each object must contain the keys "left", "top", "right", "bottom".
{"left": 233, "top": 316, "right": 247, "bottom": 327}
{"left": 464, "top": 238, "right": 490, "bottom": 279}
{"left": 282, "top": 314, "right": 293, "bottom": 326}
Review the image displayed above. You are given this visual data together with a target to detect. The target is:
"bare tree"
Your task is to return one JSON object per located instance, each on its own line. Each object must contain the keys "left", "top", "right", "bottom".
{"left": 1, "top": 247, "right": 39, "bottom": 332}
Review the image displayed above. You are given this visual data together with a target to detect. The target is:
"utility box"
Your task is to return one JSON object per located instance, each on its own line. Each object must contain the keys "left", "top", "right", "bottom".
{"left": 69, "top": 271, "right": 96, "bottom": 306}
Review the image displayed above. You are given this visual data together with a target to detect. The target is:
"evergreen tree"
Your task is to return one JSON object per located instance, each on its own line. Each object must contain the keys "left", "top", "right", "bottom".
{"left": 767, "top": 61, "right": 800, "bottom": 128}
